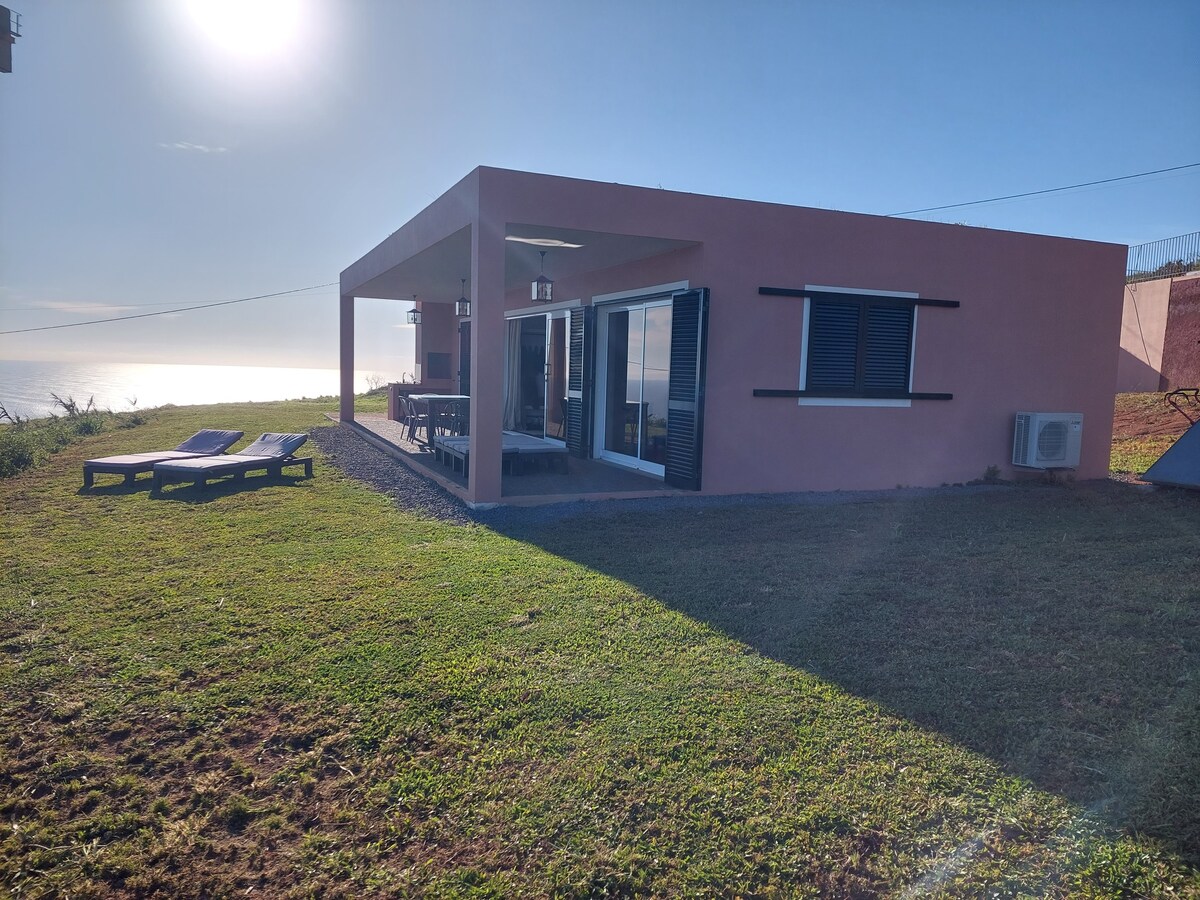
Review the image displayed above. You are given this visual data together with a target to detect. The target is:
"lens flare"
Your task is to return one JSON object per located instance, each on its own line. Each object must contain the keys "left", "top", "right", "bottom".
{"left": 180, "top": 0, "right": 307, "bottom": 63}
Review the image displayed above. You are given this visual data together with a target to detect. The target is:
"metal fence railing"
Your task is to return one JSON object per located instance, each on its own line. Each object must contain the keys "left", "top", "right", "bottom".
{"left": 1127, "top": 230, "right": 1200, "bottom": 283}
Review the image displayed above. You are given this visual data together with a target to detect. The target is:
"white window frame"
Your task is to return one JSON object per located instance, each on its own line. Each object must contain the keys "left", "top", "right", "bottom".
{"left": 505, "top": 297, "right": 582, "bottom": 319}
{"left": 591, "top": 285, "right": 684, "bottom": 476}
{"left": 797, "top": 284, "right": 919, "bottom": 408}
{"left": 592, "top": 281, "right": 689, "bottom": 306}
{"left": 503, "top": 307, "right": 571, "bottom": 444}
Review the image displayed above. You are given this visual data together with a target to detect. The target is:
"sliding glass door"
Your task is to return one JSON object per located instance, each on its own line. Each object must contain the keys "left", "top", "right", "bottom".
{"left": 503, "top": 311, "right": 568, "bottom": 442}
{"left": 502, "top": 289, "right": 706, "bottom": 485}
{"left": 596, "top": 299, "right": 671, "bottom": 475}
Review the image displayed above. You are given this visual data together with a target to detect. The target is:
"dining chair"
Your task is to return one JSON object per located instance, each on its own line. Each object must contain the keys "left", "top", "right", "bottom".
{"left": 403, "top": 397, "right": 429, "bottom": 444}
{"left": 442, "top": 400, "right": 469, "bottom": 436}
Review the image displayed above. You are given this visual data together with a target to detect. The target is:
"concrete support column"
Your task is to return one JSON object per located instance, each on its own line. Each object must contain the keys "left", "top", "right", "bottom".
{"left": 339, "top": 293, "right": 355, "bottom": 423}
{"left": 467, "top": 222, "right": 505, "bottom": 504}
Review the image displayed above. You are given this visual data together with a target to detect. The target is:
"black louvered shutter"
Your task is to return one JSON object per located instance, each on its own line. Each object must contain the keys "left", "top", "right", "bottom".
{"left": 807, "top": 301, "right": 860, "bottom": 390}
{"left": 863, "top": 305, "right": 912, "bottom": 391}
{"left": 566, "top": 306, "right": 595, "bottom": 457}
{"left": 665, "top": 288, "right": 709, "bottom": 490}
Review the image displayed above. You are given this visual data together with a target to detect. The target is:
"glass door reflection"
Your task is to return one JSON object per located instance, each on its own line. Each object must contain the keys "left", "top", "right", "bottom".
{"left": 545, "top": 315, "right": 567, "bottom": 441}
{"left": 601, "top": 301, "right": 671, "bottom": 470}
{"left": 504, "top": 312, "right": 568, "bottom": 442}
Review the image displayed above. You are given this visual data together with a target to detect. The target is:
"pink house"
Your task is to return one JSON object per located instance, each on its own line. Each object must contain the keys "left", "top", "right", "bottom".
{"left": 339, "top": 167, "right": 1127, "bottom": 507}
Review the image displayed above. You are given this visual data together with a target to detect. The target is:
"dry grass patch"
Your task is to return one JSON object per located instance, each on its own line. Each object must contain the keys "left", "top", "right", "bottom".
{"left": 1111, "top": 392, "right": 1194, "bottom": 476}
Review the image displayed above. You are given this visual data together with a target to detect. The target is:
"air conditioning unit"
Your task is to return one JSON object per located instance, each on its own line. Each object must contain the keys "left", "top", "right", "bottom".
{"left": 1012, "top": 412, "right": 1083, "bottom": 469}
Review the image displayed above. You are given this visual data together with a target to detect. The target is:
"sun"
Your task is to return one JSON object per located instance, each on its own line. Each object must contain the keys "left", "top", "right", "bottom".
{"left": 180, "top": 0, "right": 308, "bottom": 62}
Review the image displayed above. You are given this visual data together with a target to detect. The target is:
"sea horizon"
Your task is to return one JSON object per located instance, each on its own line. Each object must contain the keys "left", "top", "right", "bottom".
{"left": 0, "top": 359, "right": 388, "bottom": 420}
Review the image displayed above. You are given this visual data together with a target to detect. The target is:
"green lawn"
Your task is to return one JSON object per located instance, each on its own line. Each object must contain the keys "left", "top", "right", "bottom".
{"left": 1111, "top": 436, "right": 1182, "bottom": 476}
{"left": 1, "top": 400, "right": 1198, "bottom": 897}
{"left": 1111, "top": 392, "right": 1193, "bottom": 476}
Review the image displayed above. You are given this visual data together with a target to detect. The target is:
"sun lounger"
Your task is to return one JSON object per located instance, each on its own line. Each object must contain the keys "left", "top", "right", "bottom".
{"left": 83, "top": 429, "right": 244, "bottom": 488}
{"left": 151, "top": 433, "right": 312, "bottom": 494}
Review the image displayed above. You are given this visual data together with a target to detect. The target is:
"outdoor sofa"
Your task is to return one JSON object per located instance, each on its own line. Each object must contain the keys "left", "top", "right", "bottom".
{"left": 83, "top": 429, "right": 244, "bottom": 488}
{"left": 432, "top": 430, "right": 568, "bottom": 477}
{"left": 151, "top": 433, "right": 312, "bottom": 494}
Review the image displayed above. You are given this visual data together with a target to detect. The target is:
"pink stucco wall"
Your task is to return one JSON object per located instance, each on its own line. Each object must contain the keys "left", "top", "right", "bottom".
{"left": 342, "top": 168, "right": 1127, "bottom": 501}
{"left": 1116, "top": 278, "right": 1171, "bottom": 392}
{"left": 415, "top": 302, "right": 457, "bottom": 390}
{"left": 480, "top": 169, "right": 1125, "bottom": 493}
{"left": 1115, "top": 272, "right": 1200, "bottom": 393}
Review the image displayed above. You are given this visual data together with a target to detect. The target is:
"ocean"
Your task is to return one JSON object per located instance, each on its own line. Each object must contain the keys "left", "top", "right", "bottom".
{"left": 0, "top": 360, "right": 380, "bottom": 420}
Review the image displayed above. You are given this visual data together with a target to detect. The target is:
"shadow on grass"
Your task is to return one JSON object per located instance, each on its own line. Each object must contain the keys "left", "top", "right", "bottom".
{"left": 147, "top": 474, "right": 315, "bottom": 503}
{"left": 500, "top": 483, "right": 1200, "bottom": 862}
{"left": 78, "top": 479, "right": 156, "bottom": 496}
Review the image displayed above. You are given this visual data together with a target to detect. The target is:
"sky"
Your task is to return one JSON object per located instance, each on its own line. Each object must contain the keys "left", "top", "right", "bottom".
{"left": 1, "top": 0, "right": 1198, "bottom": 378}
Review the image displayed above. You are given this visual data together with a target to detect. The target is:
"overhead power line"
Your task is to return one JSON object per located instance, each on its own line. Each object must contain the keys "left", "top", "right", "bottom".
{"left": 888, "top": 162, "right": 1200, "bottom": 217}
{"left": 3, "top": 299, "right": 263, "bottom": 311}
{"left": 0, "top": 282, "right": 338, "bottom": 335}
{"left": 5, "top": 162, "right": 1197, "bottom": 336}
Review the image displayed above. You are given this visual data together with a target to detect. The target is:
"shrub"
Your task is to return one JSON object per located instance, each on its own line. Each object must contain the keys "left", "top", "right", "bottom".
{"left": 0, "top": 394, "right": 152, "bottom": 479}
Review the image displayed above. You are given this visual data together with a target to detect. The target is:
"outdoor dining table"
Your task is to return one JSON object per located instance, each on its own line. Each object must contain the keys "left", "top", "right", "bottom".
{"left": 407, "top": 394, "right": 470, "bottom": 447}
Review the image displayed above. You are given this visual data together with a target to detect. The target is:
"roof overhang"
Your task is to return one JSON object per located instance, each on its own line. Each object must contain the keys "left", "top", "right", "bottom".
{"left": 351, "top": 223, "right": 698, "bottom": 303}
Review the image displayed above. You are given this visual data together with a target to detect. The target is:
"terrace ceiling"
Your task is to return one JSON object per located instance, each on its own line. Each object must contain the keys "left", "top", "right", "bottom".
{"left": 351, "top": 224, "right": 698, "bottom": 303}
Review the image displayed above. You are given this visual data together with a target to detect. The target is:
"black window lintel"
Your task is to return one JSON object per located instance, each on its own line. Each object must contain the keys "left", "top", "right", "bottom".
{"left": 759, "top": 286, "right": 960, "bottom": 308}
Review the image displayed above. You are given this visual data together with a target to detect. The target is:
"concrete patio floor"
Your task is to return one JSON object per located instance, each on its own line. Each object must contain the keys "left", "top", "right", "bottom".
{"left": 333, "top": 413, "right": 680, "bottom": 506}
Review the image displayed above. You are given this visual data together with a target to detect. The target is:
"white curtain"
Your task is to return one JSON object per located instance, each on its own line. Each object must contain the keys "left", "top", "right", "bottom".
{"left": 502, "top": 320, "right": 522, "bottom": 430}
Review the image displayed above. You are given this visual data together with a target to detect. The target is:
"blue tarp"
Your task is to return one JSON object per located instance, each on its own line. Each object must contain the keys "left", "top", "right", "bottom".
{"left": 1143, "top": 420, "right": 1200, "bottom": 489}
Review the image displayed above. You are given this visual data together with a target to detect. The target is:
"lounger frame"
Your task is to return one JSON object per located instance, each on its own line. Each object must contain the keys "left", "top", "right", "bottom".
{"left": 151, "top": 455, "right": 313, "bottom": 494}
{"left": 84, "top": 452, "right": 205, "bottom": 488}
{"left": 82, "top": 429, "right": 244, "bottom": 488}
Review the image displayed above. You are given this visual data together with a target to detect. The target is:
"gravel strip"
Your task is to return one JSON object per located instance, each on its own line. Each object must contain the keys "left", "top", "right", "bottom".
{"left": 308, "top": 425, "right": 473, "bottom": 524}
{"left": 310, "top": 423, "right": 1044, "bottom": 534}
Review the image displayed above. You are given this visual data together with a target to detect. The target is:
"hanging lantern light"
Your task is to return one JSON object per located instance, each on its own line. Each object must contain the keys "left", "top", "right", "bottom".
{"left": 455, "top": 278, "right": 471, "bottom": 317}
{"left": 532, "top": 250, "right": 553, "bottom": 303}
{"left": 406, "top": 295, "right": 421, "bottom": 325}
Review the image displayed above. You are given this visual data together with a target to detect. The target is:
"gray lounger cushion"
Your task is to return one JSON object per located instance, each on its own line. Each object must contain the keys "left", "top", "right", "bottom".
{"left": 151, "top": 433, "right": 312, "bottom": 492}
{"left": 152, "top": 434, "right": 309, "bottom": 477}
{"left": 85, "top": 429, "right": 244, "bottom": 466}
{"left": 235, "top": 433, "right": 309, "bottom": 458}
{"left": 172, "top": 429, "right": 247, "bottom": 454}
{"left": 83, "top": 429, "right": 247, "bottom": 487}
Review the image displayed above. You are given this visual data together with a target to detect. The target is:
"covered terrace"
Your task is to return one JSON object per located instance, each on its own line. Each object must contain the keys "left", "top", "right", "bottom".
{"left": 338, "top": 167, "right": 701, "bottom": 507}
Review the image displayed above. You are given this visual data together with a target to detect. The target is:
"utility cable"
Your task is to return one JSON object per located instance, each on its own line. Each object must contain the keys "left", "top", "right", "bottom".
{"left": 0, "top": 282, "right": 338, "bottom": 335}
{"left": 888, "top": 162, "right": 1200, "bottom": 217}
{"left": 8, "top": 162, "right": 1197, "bottom": 334}
{"left": 1, "top": 297, "right": 320, "bottom": 311}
